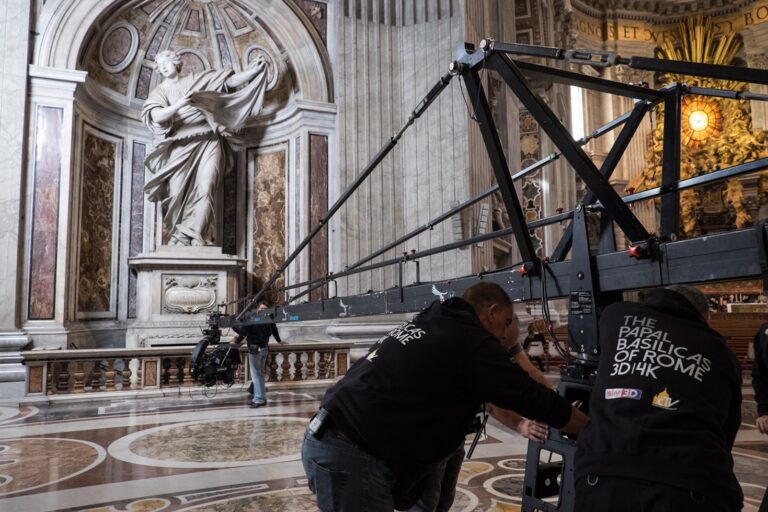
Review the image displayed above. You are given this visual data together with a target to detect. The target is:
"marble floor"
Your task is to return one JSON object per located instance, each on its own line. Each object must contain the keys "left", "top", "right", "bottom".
{"left": 0, "top": 381, "right": 765, "bottom": 512}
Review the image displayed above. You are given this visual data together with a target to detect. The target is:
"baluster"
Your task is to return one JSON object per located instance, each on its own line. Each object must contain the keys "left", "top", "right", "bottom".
{"left": 182, "top": 357, "right": 193, "bottom": 387}
{"left": 280, "top": 352, "right": 292, "bottom": 382}
{"left": 136, "top": 359, "right": 144, "bottom": 388}
{"left": 326, "top": 352, "right": 336, "bottom": 379}
{"left": 90, "top": 361, "right": 102, "bottom": 391}
{"left": 57, "top": 361, "right": 71, "bottom": 394}
{"left": 306, "top": 350, "right": 316, "bottom": 380}
{"left": 121, "top": 358, "right": 133, "bottom": 390}
{"left": 293, "top": 351, "right": 304, "bottom": 381}
{"left": 47, "top": 362, "right": 55, "bottom": 395}
{"left": 73, "top": 362, "right": 85, "bottom": 393}
{"left": 317, "top": 350, "right": 328, "bottom": 379}
{"left": 105, "top": 359, "right": 116, "bottom": 391}
{"left": 161, "top": 358, "right": 171, "bottom": 386}
{"left": 268, "top": 352, "right": 279, "bottom": 382}
{"left": 168, "top": 358, "right": 179, "bottom": 386}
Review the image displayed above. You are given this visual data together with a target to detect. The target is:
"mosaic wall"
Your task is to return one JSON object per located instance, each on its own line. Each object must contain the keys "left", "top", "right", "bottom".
{"left": 251, "top": 149, "right": 286, "bottom": 293}
{"left": 77, "top": 131, "right": 117, "bottom": 314}
{"left": 28, "top": 106, "right": 63, "bottom": 320}
{"left": 519, "top": 109, "right": 544, "bottom": 257}
{"left": 516, "top": 0, "right": 549, "bottom": 258}
{"left": 308, "top": 134, "right": 328, "bottom": 301}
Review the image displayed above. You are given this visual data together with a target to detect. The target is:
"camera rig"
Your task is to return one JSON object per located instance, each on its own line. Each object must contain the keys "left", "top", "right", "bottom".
{"left": 189, "top": 311, "right": 241, "bottom": 387}
{"left": 206, "top": 39, "right": 768, "bottom": 511}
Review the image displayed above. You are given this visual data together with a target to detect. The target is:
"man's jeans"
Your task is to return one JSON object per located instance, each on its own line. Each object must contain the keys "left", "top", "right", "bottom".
{"left": 301, "top": 427, "right": 396, "bottom": 511}
{"left": 248, "top": 347, "right": 268, "bottom": 405}
{"left": 407, "top": 444, "right": 464, "bottom": 512}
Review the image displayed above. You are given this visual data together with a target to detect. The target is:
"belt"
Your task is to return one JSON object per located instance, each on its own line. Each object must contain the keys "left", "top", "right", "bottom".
{"left": 308, "top": 408, "right": 369, "bottom": 452}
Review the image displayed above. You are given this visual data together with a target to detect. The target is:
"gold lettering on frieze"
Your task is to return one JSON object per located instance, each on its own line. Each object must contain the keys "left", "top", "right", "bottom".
{"left": 575, "top": 0, "right": 768, "bottom": 43}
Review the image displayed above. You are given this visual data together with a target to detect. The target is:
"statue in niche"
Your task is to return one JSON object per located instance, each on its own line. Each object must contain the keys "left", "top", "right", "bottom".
{"left": 142, "top": 49, "right": 273, "bottom": 246}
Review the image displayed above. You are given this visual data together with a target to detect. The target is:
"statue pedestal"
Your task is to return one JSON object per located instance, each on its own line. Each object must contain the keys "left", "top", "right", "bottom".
{"left": 126, "top": 246, "right": 246, "bottom": 348}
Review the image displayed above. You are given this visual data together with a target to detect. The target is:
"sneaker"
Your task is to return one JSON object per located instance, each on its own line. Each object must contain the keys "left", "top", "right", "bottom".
{"left": 250, "top": 401, "right": 266, "bottom": 408}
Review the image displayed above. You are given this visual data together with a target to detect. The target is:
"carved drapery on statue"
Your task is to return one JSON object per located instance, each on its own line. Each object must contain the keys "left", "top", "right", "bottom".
{"left": 143, "top": 64, "right": 269, "bottom": 246}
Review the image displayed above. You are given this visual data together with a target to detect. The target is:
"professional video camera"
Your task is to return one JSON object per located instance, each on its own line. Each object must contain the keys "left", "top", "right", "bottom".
{"left": 190, "top": 311, "right": 241, "bottom": 387}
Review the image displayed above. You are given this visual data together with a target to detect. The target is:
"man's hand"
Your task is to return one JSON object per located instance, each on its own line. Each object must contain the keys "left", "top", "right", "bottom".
{"left": 516, "top": 419, "right": 549, "bottom": 444}
{"left": 757, "top": 415, "right": 768, "bottom": 435}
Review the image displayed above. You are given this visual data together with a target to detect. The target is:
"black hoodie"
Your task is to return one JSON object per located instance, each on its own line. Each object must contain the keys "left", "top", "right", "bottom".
{"left": 575, "top": 288, "right": 743, "bottom": 508}
{"left": 753, "top": 322, "right": 768, "bottom": 417}
{"left": 321, "top": 297, "right": 572, "bottom": 482}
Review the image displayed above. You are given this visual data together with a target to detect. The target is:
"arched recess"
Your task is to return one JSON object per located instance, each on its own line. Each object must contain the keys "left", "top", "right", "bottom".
{"left": 34, "top": 0, "right": 332, "bottom": 102}
{"left": 25, "top": 0, "right": 336, "bottom": 348}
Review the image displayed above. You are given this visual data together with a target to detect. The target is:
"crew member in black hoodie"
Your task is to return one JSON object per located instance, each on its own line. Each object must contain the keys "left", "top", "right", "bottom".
{"left": 753, "top": 322, "right": 768, "bottom": 435}
{"left": 754, "top": 323, "right": 768, "bottom": 512}
{"left": 575, "top": 285, "right": 743, "bottom": 511}
{"left": 301, "top": 282, "right": 587, "bottom": 511}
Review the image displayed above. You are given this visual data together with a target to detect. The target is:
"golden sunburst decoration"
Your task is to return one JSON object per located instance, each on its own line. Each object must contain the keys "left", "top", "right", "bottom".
{"left": 626, "top": 15, "right": 768, "bottom": 236}
{"left": 681, "top": 95, "right": 723, "bottom": 148}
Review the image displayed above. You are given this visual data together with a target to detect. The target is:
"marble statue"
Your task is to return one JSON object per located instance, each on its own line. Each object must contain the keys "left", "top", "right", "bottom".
{"left": 142, "top": 49, "right": 271, "bottom": 246}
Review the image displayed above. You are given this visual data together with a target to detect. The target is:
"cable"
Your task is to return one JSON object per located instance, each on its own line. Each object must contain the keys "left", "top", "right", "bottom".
{"left": 540, "top": 260, "right": 574, "bottom": 362}
{"left": 458, "top": 49, "right": 488, "bottom": 124}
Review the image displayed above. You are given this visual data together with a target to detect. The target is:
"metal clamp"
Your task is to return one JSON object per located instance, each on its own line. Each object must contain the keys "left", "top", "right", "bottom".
{"left": 564, "top": 49, "right": 618, "bottom": 68}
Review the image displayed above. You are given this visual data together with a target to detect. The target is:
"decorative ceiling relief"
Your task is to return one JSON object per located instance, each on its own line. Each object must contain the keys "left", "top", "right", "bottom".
{"left": 99, "top": 22, "right": 139, "bottom": 73}
{"left": 82, "top": 0, "right": 296, "bottom": 109}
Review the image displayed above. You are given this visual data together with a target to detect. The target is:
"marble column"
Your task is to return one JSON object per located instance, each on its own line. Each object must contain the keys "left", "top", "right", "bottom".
{"left": 0, "top": 0, "right": 32, "bottom": 398}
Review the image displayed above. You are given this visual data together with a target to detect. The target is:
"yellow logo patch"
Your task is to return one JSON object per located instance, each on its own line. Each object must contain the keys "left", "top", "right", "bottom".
{"left": 652, "top": 388, "right": 679, "bottom": 410}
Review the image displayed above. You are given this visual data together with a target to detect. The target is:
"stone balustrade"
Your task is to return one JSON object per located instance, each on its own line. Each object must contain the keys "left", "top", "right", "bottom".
{"left": 21, "top": 342, "right": 351, "bottom": 400}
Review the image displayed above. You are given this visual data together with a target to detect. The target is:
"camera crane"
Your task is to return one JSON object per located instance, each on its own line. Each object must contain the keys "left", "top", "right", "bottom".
{"left": 207, "top": 40, "right": 768, "bottom": 511}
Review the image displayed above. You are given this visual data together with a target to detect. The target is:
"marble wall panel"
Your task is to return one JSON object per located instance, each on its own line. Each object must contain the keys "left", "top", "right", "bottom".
{"left": 209, "top": 4, "right": 223, "bottom": 30}
{"left": 128, "top": 142, "right": 146, "bottom": 319}
{"left": 216, "top": 34, "right": 234, "bottom": 69}
{"left": 28, "top": 106, "right": 63, "bottom": 320}
{"left": 101, "top": 26, "right": 132, "bottom": 67}
{"left": 78, "top": 132, "right": 117, "bottom": 314}
{"left": 185, "top": 9, "right": 202, "bottom": 32}
{"left": 222, "top": 155, "right": 238, "bottom": 255}
{"left": 309, "top": 134, "right": 328, "bottom": 301}
{"left": 163, "top": 1, "right": 183, "bottom": 24}
{"left": 251, "top": 150, "right": 286, "bottom": 293}
{"left": 224, "top": 6, "right": 248, "bottom": 30}
{"left": 146, "top": 26, "right": 168, "bottom": 62}
{"left": 141, "top": 0, "right": 166, "bottom": 15}
{"left": 135, "top": 65, "right": 153, "bottom": 100}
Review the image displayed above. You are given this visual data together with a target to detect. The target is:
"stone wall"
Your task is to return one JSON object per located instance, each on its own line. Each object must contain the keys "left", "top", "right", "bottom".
{"left": 332, "top": 0, "right": 471, "bottom": 296}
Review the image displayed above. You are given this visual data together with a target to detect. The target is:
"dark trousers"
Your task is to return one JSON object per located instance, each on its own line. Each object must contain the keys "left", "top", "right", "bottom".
{"left": 575, "top": 475, "right": 740, "bottom": 512}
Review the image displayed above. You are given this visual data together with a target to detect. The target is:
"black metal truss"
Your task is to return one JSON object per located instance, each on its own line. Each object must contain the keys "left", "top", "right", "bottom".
{"left": 226, "top": 40, "right": 768, "bottom": 329}
{"left": 209, "top": 39, "right": 768, "bottom": 512}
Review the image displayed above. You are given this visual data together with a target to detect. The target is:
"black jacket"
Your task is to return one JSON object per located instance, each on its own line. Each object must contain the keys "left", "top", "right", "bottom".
{"left": 233, "top": 322, "right": 281, "bottom": 350}
{"left": 321, "top": 297, "right": 572, "bottom": 481}
{"left": 575, "top": 289, "right": 743, "bottom": 508}
{"left": 754, "top": 322, "right": 768, "bottom": 417}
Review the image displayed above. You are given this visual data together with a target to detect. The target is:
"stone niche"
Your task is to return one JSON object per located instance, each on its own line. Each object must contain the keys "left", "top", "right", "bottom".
{"left": 126, "top": 246, "right": 245, "bottom": 347}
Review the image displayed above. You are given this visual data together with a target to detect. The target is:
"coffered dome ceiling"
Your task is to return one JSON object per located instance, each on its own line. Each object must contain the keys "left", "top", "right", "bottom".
{"left": 79, "top": 0, "right": 330, "bottom": 111}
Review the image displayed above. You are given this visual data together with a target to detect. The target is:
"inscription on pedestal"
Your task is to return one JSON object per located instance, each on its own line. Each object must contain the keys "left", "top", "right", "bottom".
{"left": 162, "top": 275, "right": 217, "bottom": 314}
